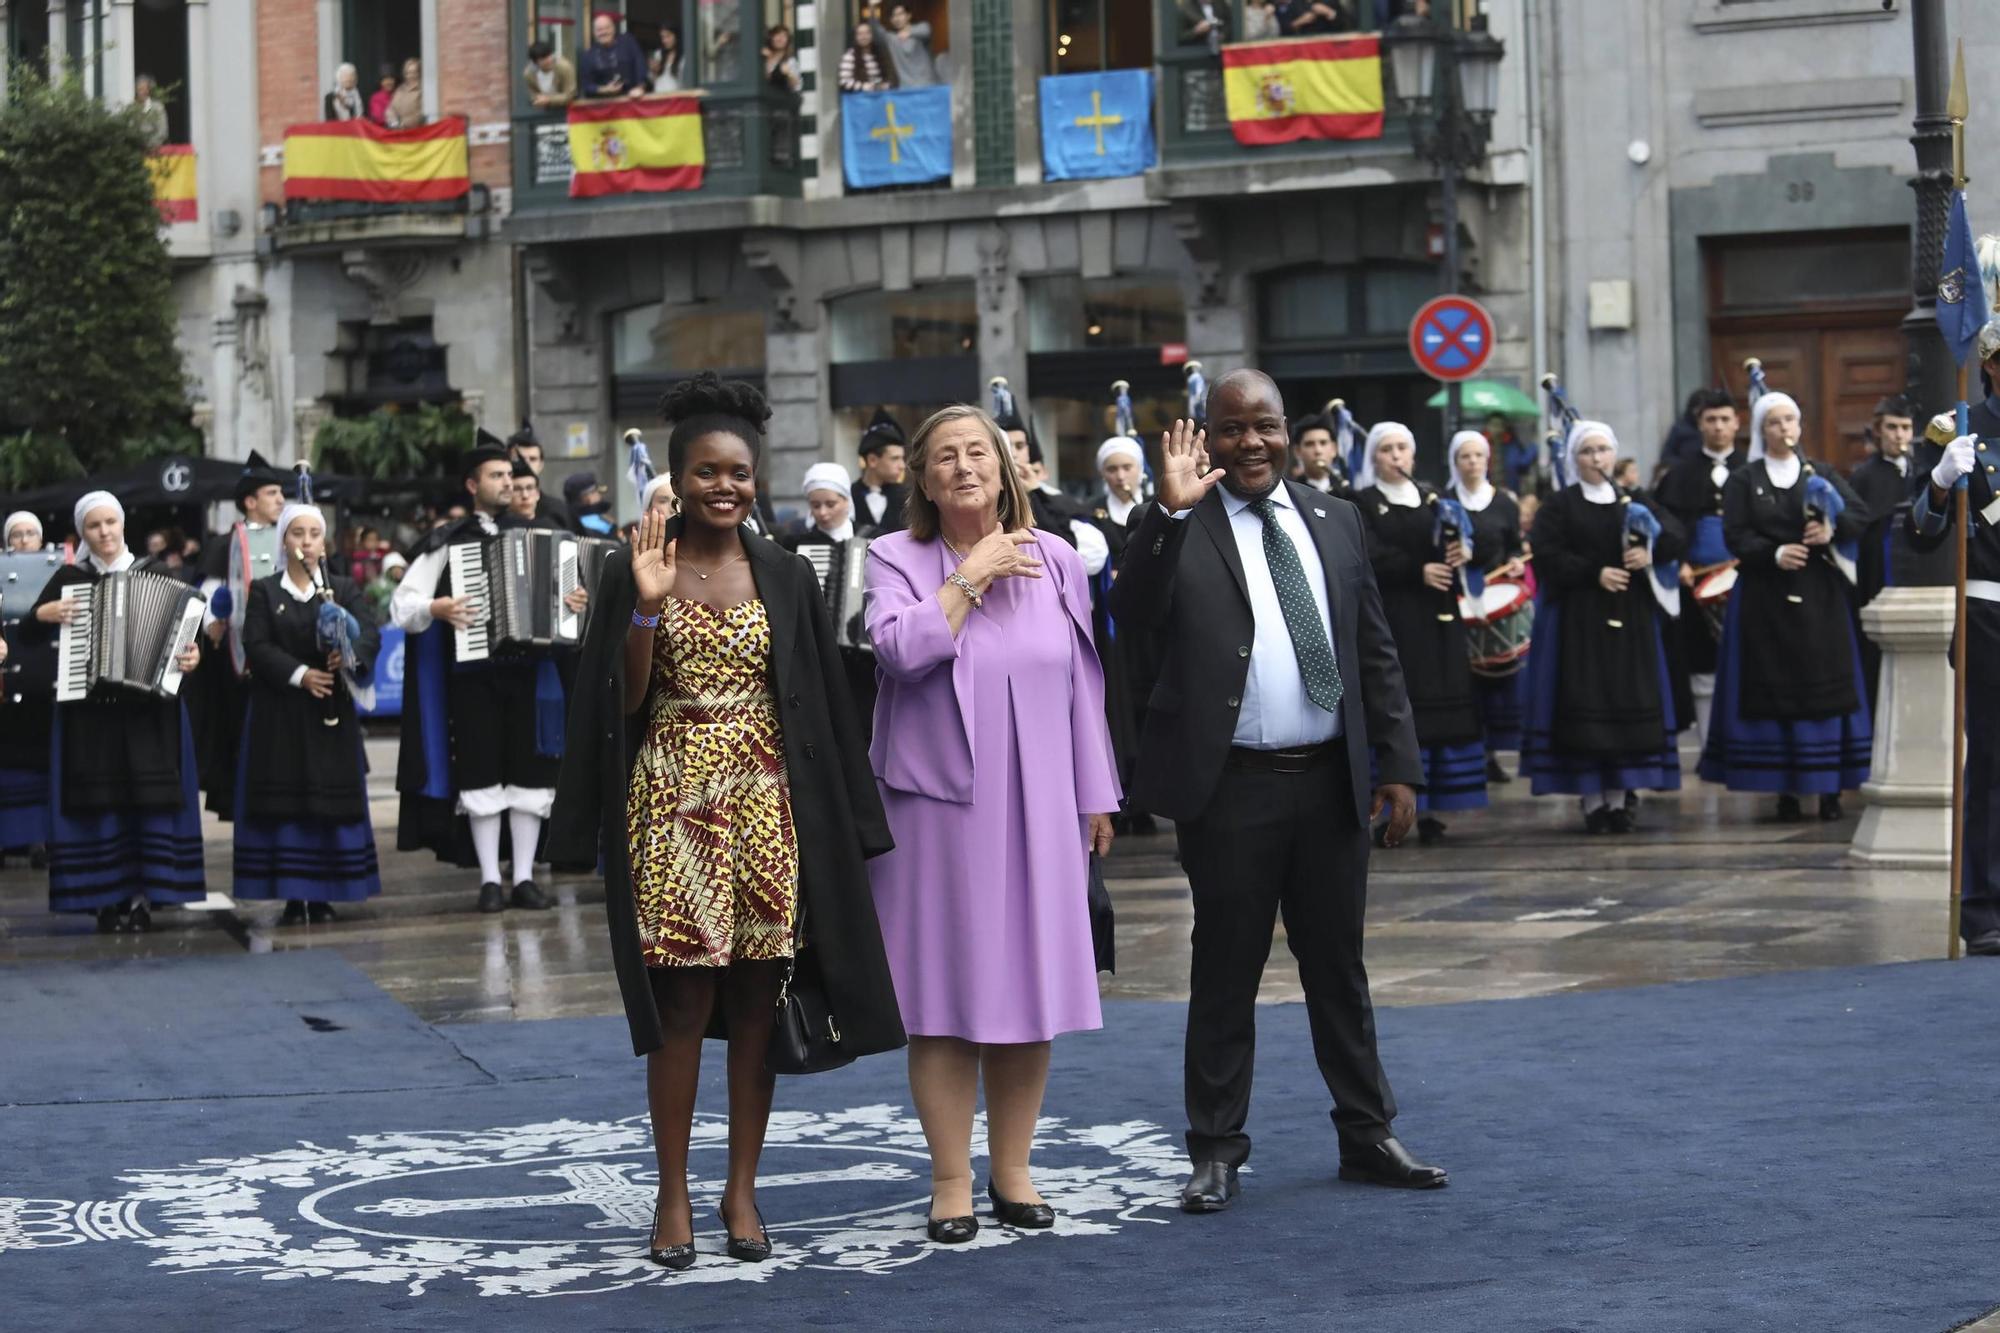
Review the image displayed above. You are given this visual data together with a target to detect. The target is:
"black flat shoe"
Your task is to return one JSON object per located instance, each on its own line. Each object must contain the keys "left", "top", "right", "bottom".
{"left": 96, "top": 905, "right": 121, "bottom": 934}
{"left": 1583, "top": 806, "right": 1613, "bottom": 835}
{"left": 1818, "top": 794, "right": 1844, "bottom": 822}
{"left": 1606, "top": 806, "right": 1635, "bottom": 834}
{"left": 1338, "top": 1136, "right": 1448, "bottom": 1190}
{"left": 926, "top": 1199, "right": 978, "bottom": 1244}
{"left": 307, "top": 902, "right": 338, "bottom": 924}
{"left": 125, "top": 900, "right": 152, "bottom": 933}
{"left": 1179, "top": 1161, "right": 1239, "bottom": 1213}
{"left": 646, "top": 1201, "right": 695, "bottom": 1271}
{"left": 476, "top": 882, "right": 506, "bottom": 914}
{"left": 1485, "top": 758, "right": 1512, "bottom": 783}
{"left": 718, "top": 1203, "right": 773, "bottom": 1262}
{"left": 1775, "top": 794, "right": 1803, "bottom": 823}
{"left": 279, "top": 900, "right": 308, "bottom": 927}
{"left": 1967, "top": 930, "right": 2000, "bottom": 957}
{"left": 1417, "top": 817, "right": 1447, "bottom": 845}
{"left": 987, "top": 1181, "right": 1055, "bottom": 1229}
{"left": 28, "top": 843, "right": 47, "bottom": 870}
{"left": 510, "top": 880, "right": 552, "bottom": 911}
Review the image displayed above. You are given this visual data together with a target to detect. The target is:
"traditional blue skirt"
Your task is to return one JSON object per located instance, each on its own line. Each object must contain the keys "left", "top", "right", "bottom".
{"left": 1474, "top": 671, "right": 1526, "bottom": 753}
{"left": 46, "top": 709, "right": 206, "bottom": 913}
{"left": 1520, "top": 600, "right": 1683, "bottom": 798}
{"left": 1376, "top": 741, "right": 1489, "bottom": 814}
{"left": 1696, "top": 593, "right": 1871, "bottom": 794}
{"left": 229, "top": 705, "right": 381, "bottom": 902}
{"left": 0, "top": 766, "right": 49, "bottom": 849}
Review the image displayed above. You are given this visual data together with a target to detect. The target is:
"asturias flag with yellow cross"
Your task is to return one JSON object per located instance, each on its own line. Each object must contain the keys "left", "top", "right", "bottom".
{"left": 842, "top": 85, "right": 952, "bottom": 190}
{"left": 1039, "top": 70, "right": 1155, "bottom": 182}
{"left": 282, "top": 116, "right": 469, "bottom": 202}
{"left": 567, "top": 95, "right": 705, "bottom": 198}
{"left": 1222, "top": 35, "right": 1385, "bottom": 146}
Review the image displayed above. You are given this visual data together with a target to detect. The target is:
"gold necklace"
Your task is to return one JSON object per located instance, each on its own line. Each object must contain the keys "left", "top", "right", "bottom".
{"left": 680, "top": 548, "right": 746, "bottom": 581}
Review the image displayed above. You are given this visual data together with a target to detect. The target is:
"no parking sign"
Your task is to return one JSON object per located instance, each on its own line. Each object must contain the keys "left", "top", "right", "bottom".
{"left": 1408, "top": 295, "right": 1495, "bottom": 383}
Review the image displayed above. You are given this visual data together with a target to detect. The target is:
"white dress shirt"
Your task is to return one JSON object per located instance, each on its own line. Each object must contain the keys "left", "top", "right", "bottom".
{"left": 1105, "top": 492, "right": 1140, "bottom": 526}
{"left": 390, "top": 513, "right": 498, "bottom": 633}
{"left": 1171, "top": 485, "right": 1342, "bottom": 748}
{"left": 859, "top": 485, "right": 889, "bottom": 525}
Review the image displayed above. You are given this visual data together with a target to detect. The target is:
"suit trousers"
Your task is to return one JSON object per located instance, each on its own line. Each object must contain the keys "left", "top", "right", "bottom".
{"left": 1179, "top": 747, "right": 1395, "bottom": 1166}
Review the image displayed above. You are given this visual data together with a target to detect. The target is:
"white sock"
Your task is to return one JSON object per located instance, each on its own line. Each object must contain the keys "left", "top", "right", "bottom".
{"left": 509, "top": 808, "right": 542, "bottom": 886}
{"left": 469, "top": 812, "right": 504, "bottom": 886}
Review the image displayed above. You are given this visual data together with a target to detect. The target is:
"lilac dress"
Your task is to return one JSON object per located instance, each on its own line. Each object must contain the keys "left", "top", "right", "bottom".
{"left": 864, "top": 529, "right": 1122, "bottom": 1044}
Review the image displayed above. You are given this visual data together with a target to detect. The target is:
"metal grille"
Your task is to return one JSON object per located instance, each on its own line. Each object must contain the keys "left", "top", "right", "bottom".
{"left": 533, "top": 122, "right": 573, "bottom": 187}
{"left": 1180, "top": 66, "right": 1228, "bottom": 135}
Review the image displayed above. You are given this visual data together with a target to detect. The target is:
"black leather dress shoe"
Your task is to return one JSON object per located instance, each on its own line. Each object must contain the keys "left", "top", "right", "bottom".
{"left": 510, "top": 880, "right": 552, "bottom": 911}
{"left": 1338, "top": 1137, "right": 1448, "bottom": 1190}
{"left": 646, "top": 1202, "right": 695, "bottom": 1271}
{"left": 477, "top": 882, "right": 506, "bottom": 914}
{"left": 1776, "top": 794, "right": 1803, "bottom": 823}
{"left": 987, "top": 1182, "right": 1055, "bottom": 1229}
{"left": 926, "top": 1201, "right": 978, "bottom": 1244}
{"left": 279, "top": 900, "right": 308, "bottom": 927}
{"left": 1967, "top": 930, "right": 2000, "bottom": 957}
{"left": 1179, "top": 1161, "right": 1239, "bottom": 1213}
{"left": 1818, "top": 794, "right": 1844, "bottom": 822}
{"left": 307, "top": 902, "right": 338, "bottom": 925}
{"left": 1417, "top": 817, "right": 1447, "bottom": 845}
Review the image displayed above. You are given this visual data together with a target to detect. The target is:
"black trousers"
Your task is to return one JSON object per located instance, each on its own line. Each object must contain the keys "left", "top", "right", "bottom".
{"left": 1179, "top": 747, "right": 1395, "bottom": 1167}
{"left": 448, "top": 661, "right": 561, "bottom": 792}
{"left": 1962, "top": 602, "right": 2000, "bottom": 940}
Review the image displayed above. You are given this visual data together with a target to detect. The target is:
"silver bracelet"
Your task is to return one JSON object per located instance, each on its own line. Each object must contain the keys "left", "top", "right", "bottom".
{"left": 947, "top": 571, "right": 983, "bottom": 608}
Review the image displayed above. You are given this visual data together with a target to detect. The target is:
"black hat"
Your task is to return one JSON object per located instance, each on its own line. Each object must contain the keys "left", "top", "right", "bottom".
{"left": 858, "top": 408, "right": 906, "bottom": 456}
{"left": 994, "top": 412, "right": 1043, "bottom": 464}
{"left": 1871, "top": 394, "right": 1913, "bottom": 419}
{"left": 506, "top": 419, "right": 540, "bottom": 449}
{"left": 475, "top": 427, "right": 509, "bottom": 450}
{"left": 510, "top": 457, "right": 536, "bottom": 480}
{"left": 233, "top": 450, "right": 286, "bottom": 504}
{"left": 1291, "top": 412, "right": 1332, "bottom": 438}
{"left": 461, "top": 444, "right": 510, "bottom": 481}
{"left": 562, "top": 471, "right": 603, "bottom": 505}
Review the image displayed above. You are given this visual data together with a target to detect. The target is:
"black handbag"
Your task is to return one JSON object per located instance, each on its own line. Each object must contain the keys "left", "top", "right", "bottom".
{"left": 1089, "top": 852, "right": 1116, "bottom": 975}
{"left": 766, "top": 899, "right": 855, "bottom": 1076}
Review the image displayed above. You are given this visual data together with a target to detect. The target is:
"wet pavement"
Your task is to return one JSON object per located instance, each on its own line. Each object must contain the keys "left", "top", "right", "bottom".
{"left": 0, "top": 735, "right": 1958, "bottom": 1023}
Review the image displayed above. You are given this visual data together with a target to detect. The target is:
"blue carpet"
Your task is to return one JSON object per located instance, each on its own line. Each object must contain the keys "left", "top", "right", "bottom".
{"left": 2, "top": 955, "right": 1997, "bottom": 1332}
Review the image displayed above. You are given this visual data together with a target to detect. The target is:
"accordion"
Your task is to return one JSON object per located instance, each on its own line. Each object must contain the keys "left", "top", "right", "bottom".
{"left": 447, "top": 528, "right": 619, "bottom": 662}
{"left": 0, "top": 550, "right": 66, "bottom": 623}
{"left": 55, "top": 570, "right": 205, "bottom": 702}
{"left": 798, "top": 538, "right": 872, "bottom": 653}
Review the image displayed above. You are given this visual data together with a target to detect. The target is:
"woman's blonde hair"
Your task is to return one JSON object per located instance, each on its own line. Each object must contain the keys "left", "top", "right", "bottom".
{"left": 901, "top": 405, "right": 1035, "bottom": 542}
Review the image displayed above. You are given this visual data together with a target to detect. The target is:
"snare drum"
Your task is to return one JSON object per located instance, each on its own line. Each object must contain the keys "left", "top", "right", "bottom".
{"left": 1459, "top": 580, "right": 1536, "bottom": 678}
{"left": 1691, "top": 563, "right": 1738, "bottom": 642}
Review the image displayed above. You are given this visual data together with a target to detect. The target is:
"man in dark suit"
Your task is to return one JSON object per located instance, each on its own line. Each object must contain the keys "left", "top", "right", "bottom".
{"left": 1111, "top": 369, "right": 1445, "bottom": 1211}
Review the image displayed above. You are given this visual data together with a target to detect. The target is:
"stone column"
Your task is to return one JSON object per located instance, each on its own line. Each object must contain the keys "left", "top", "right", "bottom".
{"left": 186, "top": 0, "right": 208, "bottom": 202}
{"left": 106, "top": 0, "right": 135, "bottom": 102}
{"left": 46, "top": 0, "right": 66, "bottom": 76}
{"left": 419, "top": 0, "right": 440, "bottom": 121}
{"left": 1850, "top": 586, "right": 1956, "bottom": 867}
{"left": 315, "top": 0, "right": 340, "bottom": 103}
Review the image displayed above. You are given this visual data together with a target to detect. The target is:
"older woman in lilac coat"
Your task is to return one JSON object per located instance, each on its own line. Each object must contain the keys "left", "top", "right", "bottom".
{"left": 864, "top": 404, "right": 1122, "bottom": 1246}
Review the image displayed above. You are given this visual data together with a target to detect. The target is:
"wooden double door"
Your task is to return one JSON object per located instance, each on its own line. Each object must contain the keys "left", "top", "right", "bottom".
{"left": 1709, "top": 324, "right": 1906, "bottom": 474}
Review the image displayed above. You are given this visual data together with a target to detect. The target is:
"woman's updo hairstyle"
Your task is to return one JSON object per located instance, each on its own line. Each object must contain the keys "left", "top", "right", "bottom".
{"left": 660, "top": 372, "right": 772, "bottom": 479}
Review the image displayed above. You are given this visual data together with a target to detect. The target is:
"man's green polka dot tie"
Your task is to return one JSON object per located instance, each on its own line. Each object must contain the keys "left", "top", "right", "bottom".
{"left": 1251, "top": 498, "right": 1343, "bottom": 713}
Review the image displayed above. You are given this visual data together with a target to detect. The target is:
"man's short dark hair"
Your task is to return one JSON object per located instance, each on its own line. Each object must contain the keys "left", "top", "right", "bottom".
{"left": 1691, "top": 389, "right": 1736, "bottom": 417}
{"left": 1872, "top": 394, "right": 1914, "bottom": 420}
{"left": 527, "top": 40, "right": 553, "bottom": 61}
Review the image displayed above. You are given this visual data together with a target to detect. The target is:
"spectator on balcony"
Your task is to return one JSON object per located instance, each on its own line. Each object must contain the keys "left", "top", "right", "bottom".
{"left": 838, "top": 20, "right": 894, "bottom": 91}
{"left": 1178, "top": 0, "right": 1230, "bottom": 53}
{"left": 523, "top": 40, "right": 578, "bottom": 110}
{"left": 1279, "top": 0, "right": 1346, "bottom": 34}
{"left": 650, "top": 28, "right": 686, "bottom": 92}
{"left": 763, "top": 24, "right": 803, "bottom": 95}
{"left": 324, "top": 63, "right": 365, "bottom": 121}
{"left": 581, "top": 12, "right": 649, "bottom": 99}
{"left": 133, "top": 75, "right": 169, "bottom": 148}
{"left": 867, "top": 3, "right": 940, "bottom": 89}
{"left": 1242, "top": 0, "right": 1280, "bottom": 39}
{"left": 368, "top": 64, "right": 398, "bottom": 125}
{"left": 388, "top": 57, "right": 425, "bottom": 128}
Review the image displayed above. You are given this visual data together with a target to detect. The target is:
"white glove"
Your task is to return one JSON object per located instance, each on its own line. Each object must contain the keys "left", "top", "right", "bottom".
{"left": 1933, "top": 434, "right": 1977, "bottom": 489}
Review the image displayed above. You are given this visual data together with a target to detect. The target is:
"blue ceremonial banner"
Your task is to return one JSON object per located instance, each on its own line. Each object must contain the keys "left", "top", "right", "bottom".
{"left": 1039, "top": 70, "right": 1155, "bottom": 182}
{"left": 1937, "top": 190, "right": 1989, "bottom": 368}
{"left": 842, "top": 86, "right": 952, "bottom": 190}
{"left": 355, "top": 626, "right": 404, "bottom": 718}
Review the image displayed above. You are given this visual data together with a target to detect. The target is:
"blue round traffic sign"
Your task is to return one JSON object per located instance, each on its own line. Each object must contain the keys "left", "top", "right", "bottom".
{"left": 1408, "top": 295, "right": 1495, "bottom": 383}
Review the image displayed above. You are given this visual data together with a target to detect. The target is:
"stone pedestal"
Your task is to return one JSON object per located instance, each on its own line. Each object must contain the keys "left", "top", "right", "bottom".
{"left": 1850, "top": 586, "right": 1955, "bottom": 866}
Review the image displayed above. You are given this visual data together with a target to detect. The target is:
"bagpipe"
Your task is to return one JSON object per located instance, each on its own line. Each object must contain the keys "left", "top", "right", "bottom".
{"left": 1540, "top": 372, "right": 1583, "bottom": 491}
{"left": 295, "top": 463, "right": 372, "bottom": 722}
{"left": 1540, "top": 372, "right": 1682, "bottom": 623}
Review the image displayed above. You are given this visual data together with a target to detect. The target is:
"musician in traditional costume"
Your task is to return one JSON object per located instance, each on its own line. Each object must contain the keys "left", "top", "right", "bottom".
{"left": 509, "top": 457, "right": 544, "bottom": 524}
{"left": 790, "top": 462, "right": 859, "bottom": 544}
{"left": 189, "top": 453, "right": 289, "bottom": 822}
{"left": 1447, "top": 429, "right": 1530, "bottom": 781}
{"left": 854, "top": 410, "right": 910, "bottom": 534}
{"left": 1847, "top": 395, "right": 1917, "bottom": 707}
{"left": 1, "top": 511, "right": 58, "bottom": 867}
{"left": 1292, "top": 413, "right": 1350, "bottom": 498}
{"left": 391, "top": 445, "right": 582, "bottom": 913}
{"left": 1519, "top": 422, "right": 1686, "bottom": 831}
{"left": 1086, "top": 436, "right": 1151, "bottom": 831}
{"left": 642, "top": 473, "right": 679, "bottom": 518}
{"left": 232, "top": 502, "right": 382, "bottom": 924}
{"left": 1354, "top": 422, "right": 1487, "bottom": 840}
{"left": 1909, "top": 390, "right": 2000, "bottom": 955}
{"left": 997, "top": 410, "right": 1113, "bottom": 575}
{"left": 787, "top": 462, "right": 878, "bottom": 741}
{"left": 28, "top": 492, "right": 204, "bottom": 931}
{"left": 1697, "top": 391, "right": 1871, "bottom": 821}
{"left": 1653, "top": 389, "right": 1745, "bottom": 742}
{"left": 1094, "top": 435, "right": 1149, "bottom": 527}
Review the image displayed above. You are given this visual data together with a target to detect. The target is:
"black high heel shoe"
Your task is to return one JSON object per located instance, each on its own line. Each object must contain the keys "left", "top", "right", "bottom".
{"left": 645, "top": 1201, "right": 695, "bottom": 1271}
{"left": 986, "top": 1181, "right": 1055, "bottom": 1230}
{"left": 926, "top": 1197, "right": 978, "bottom": 1245}
{"left": 718, "top": 1202, "right": 772, "bottom": 1262}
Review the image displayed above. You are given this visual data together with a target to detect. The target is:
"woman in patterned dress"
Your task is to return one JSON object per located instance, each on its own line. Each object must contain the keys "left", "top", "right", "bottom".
{"left": 550, "top": 374, "right": 904, "bottom": 1273}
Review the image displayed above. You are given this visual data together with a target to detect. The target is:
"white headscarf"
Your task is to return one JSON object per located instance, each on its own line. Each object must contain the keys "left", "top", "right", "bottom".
{"left": 1563, "top": 419, "right": 1618, "bottom": 486}
{"left": 1095, "top": 437, "right": 1143, "bottom": 472}
{"left": 1747, "top": 391, "right": 1801, "bottom": 464}
{"left": 4, "top": 510, "right": 42, "bottom": 548}
{"left": 801, "top": 462, "right": 853, "bottom": 504}
{"left": 640, "top": 474, "right": 676, "bottom": 513}
{"left": 1446, "top": 430, "right": 1492, "bottom": 506}
{"left": 72, "top": 490, "right": 123, "bottom": 535}
{"left": 1358, "top": 421, "right": 1415, "bottom": 493}
{"left": 276, "top": 503, "right": 326, "bottom": 546}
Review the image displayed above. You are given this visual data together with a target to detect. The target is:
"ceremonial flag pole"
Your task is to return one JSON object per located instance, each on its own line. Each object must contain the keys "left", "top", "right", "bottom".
{"left": 1941, "top": 42, "right": 1974, "bottom": 960}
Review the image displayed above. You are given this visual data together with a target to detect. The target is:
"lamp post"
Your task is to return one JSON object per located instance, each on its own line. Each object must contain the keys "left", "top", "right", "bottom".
{"left": 1905, "top": 0, "right": 1959, "bottom": 415}
{"left": 1386, "top": 11, "right": 1505, "bottom": 438}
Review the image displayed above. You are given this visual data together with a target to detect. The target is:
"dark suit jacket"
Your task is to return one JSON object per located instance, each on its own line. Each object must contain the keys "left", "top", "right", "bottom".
{"left": 1108, "top": 481, "right": 1423, "bottom": 826}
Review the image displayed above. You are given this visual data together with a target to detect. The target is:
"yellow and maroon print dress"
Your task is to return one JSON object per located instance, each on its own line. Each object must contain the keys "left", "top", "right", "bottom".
{"left": 627, "top": 598, "right": 798, "bottom": 968}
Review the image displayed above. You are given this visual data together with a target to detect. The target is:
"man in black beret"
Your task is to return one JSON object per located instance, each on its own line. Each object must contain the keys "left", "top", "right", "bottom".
{"left": 854, "top": 409, "right": 909, "bottom": 534}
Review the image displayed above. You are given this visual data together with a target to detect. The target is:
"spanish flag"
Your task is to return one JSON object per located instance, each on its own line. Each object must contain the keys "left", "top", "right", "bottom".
{"left": 282, "top": 116, "right": 470, "bottom": 203}
{"left": 147, "top": 145, "right": 197, "bottom": 223}
{"left": 1222, "top": 36, "right": 1385, "bottom": 146}
{"left": 567, "top": 96, "right": 705, "bottom": 198}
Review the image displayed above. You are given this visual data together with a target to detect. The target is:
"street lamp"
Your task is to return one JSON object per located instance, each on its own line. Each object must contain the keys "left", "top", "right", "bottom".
{"left": 1384, "top": 11, "right": 1506, "bottom": 434}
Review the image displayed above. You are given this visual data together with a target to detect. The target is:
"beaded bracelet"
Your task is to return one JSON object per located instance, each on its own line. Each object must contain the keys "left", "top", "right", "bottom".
{"left": 947, "top": 571, "right": 983, "bottom": 609}
{"left": 631, "top": 607, "right": 662, "bottom": 629}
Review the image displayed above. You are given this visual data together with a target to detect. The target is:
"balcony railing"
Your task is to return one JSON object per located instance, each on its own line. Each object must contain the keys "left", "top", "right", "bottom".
{"left": 511, "top": 89, "right": 805, "bottom": 213}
